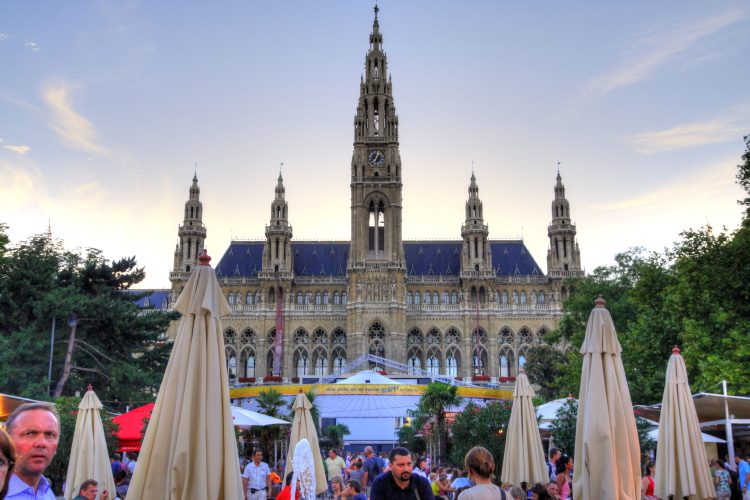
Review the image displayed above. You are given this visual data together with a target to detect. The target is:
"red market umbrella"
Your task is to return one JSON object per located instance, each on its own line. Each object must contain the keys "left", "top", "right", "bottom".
{"left": 112, "top": 403, "right": 154, "bottom": 452}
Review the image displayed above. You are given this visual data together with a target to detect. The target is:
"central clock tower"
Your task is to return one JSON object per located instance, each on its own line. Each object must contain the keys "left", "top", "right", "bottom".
{"left": 349, "top": 5, "right": 404, "bottom": 269}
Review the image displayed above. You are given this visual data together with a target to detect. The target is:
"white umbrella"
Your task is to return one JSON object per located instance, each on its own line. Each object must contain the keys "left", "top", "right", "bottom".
{"left": 64, "top": 385, "right": 116, "bottom": 500}
{"left": 231, "top": 407, "right": 290, "bottom": 428}
{"left": 127, "top": 251, "right": 243, "bottom": 500}
{"left": 654, "top": 346, "right": 715, "bottom": 500}
{"left": 573, "top": 295, "right": 641, "bottom": 500}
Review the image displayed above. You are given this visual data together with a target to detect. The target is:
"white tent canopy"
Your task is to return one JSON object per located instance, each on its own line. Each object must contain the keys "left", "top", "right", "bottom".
{"left": 336, "top": 370, "right": 397, "bottom": 385}
{"left": 646, "top": 428, "right": 725, "bottom": 444}
{"left": 231, "top": 407, "right": 290, "bottom": 428}
{"left": 536, "top": 397, "right": 577, "bottom": 423}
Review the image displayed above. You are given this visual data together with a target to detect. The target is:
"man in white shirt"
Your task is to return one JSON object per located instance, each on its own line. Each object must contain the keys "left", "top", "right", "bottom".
{"left": 243, "top": 450, "right": 272, "bottom": 500}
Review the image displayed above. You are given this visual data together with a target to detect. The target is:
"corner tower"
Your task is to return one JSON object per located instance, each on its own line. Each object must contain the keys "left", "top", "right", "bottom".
{"left": 547, "top": 171, "right": 583, "bottom": 275}
{"left": 262, "top": 173, "right": 293, "bottom": 276}
{"left": 172, "top": 173, "right": 206, "bottom": 274}
{"left": 349, "top": 5, "right": 404, "bottom": 269}
{"left": 461, "top": 173, "right": 493, "bottom": 276}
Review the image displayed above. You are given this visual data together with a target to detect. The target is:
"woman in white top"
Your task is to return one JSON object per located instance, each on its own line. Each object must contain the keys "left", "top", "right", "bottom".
{"left": 455, "top": 446, "right": 507, "bottom": 500}
{"left": 413, "top": 457, "right": 428, "bottom": 478}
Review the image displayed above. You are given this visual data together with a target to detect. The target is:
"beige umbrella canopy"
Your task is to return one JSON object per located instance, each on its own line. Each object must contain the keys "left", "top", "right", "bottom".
{"left": 285, "top": 390, "right": 327, "bottom": 496}
{"left": 573, "top": 295, "right": 641, "bottom": 500}
{"left": 500, "top": 368, "right": 548, "bottom": 488}
{"left": 655, "top": 347, "right": 715, "bottom": 500}
{"left": 64, "top": 386, "right": 116, "bottom": 500}
{"left": 127, "top": 251, "right": 243, "bottom": 500}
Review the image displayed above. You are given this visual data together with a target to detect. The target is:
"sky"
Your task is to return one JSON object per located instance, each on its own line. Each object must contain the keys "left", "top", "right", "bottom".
{"left": 2, "top": 1, "right": 749, "bottom": 289}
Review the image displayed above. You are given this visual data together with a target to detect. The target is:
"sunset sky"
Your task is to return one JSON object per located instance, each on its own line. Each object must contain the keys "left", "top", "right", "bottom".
{"left": 2, "top": 1, "right": 749, "bottom": 288}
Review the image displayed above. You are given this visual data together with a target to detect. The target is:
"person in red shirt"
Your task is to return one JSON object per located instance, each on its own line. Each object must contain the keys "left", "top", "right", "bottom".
{"left": 275, "top": 472, "right": 301, "bottom": 500}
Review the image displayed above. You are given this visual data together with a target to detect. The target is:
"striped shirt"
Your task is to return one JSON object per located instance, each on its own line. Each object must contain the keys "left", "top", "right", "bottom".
{"left": 5, "top": 474, "right": 56, "bottom": 499}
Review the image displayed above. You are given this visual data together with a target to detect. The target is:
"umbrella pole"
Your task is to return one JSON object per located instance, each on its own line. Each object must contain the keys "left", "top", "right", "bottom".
{"left": 724, "top": 380, "right": 736, "bottom": 471}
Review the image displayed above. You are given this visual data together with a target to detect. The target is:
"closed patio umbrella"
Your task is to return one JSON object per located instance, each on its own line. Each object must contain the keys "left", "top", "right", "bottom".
{"left": 500, "top": 368, "right": 548, "bottom": 488}
{"left": 573, "top": 295, "right": 641, "bottom": 500}
{"left": 654, "top": 347, "right": 715, "bottom": 500}
{"left": 64, "top": 385, "right": 116, "bottom": 500}
{"left": 285, "top": 390, "right": 327, "bottom": 496}
{"left": 127, "top": 251, "right": 243, "bottom": 500}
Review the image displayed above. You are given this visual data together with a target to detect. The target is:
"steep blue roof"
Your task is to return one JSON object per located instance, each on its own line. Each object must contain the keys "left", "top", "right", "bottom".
{"left": 403, "top": 240, "right": 543, "bottom": 276}
{"left": 489, "top": 241, "right": 544, "bottom": 276}
{"left": 215, "top": 242, "right": 266, "bottom": 277}
{"left": 127, "top": 289, "right": 171, "bottom": 308}
{"left": 292, "top": 243, "right": 349, "bottom": 277}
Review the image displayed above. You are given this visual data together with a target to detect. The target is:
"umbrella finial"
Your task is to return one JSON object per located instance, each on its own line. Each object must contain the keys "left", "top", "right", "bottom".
{"left": 519, "top": 367, "right": 525, "bottom": 374}
{"left": 672, "top": 345, "right": 681, "bottom": 355}
{"left": 199, "top": 249, "right": 211, "bottom": 266}
{"left": 87, "top": 384, "right": 93, "bottom": 391}
{"left": 594, "top": 294, "right": 606, "bottom": 308}
{"left": 298, "top": 387, "right": 304, "bottom": 393}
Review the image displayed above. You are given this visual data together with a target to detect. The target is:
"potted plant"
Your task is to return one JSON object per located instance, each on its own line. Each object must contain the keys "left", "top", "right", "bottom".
{"left": 499, "top": 377, "right": 509, "bottom": 383}
{"left": 291, "top": 377, "right": 300, "bottom": 383}
{"left": 263, "top": 376, "right": 282, "bottom": 383}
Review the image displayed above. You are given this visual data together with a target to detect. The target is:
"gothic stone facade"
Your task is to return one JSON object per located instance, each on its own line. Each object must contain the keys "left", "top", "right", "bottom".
{"left": 168, "top": 10, "right": 584, "bottom": 383}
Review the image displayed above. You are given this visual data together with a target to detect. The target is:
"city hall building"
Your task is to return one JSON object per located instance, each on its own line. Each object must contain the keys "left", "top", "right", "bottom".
{"left": 159, "top": 8, "right": 584, "bottom": 385}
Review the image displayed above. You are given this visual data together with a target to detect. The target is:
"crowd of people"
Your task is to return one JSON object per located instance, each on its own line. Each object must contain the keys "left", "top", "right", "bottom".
{"left": 1, "top": 401, "right": 748, "bottom": 500}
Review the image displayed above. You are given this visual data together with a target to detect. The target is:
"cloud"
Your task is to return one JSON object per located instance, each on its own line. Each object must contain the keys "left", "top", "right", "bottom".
{"left": 3, "top": 145, "right": 30, "bottom": 155}
{"left": 24, "top": 41, "right": 40, "bottom": 52}
{"left": 0, "top": 34, "right": 8, "bottom": 42}
{"left": 41, "top": 80, "right": 110, "bottom": 156}
{"left": 624, "top": 117, "right": 748, "bottom": 154}
{"left": 75, "top": 182, "right": 99, "bottom": 195}
{"left": 588, "top": 9, "right": 746, "bottom": 94}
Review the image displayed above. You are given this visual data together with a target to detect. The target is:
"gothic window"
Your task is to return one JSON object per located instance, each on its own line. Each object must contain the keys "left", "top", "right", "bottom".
{"left": 315, "top": 292, "right": 321, "bottom": 305}
{"left": 294, "top": 328, "right": 309, "bottom": 345}
{"left": 224, "top": 328, "right": 236, "bottom": 345}
{"left": 502, "top": 291, "right": 508, "bottom": 304}
{"left": 315, "top": 355, "right": 328, "bottom": 376}
{"left": 500, "top": 355, "right": 509, "bottom": 378}
{"left": 296, "top": 354, "right": 309, "bottom": 377}
{"left": 446, "top": 354, "right": 459, "bottom": 377}
{"left": 537, "top": 327, "right": 549, "bottom": 343}
{"left": 471, "top": 327, "right": 487, "bottom": 345}
{"left": 472, "top": 349, "right": 488, "bottom": 374}
{"left": 512, "top": 291, "right": 519, "bottom": 304}
{"left": 442, "top": 292, "right": 448, "bottom": 304}
{"left": 246, "top": 355, "right": 255, "bottom": 378}
{"left": 333, "top": 354, "right": 346, "bottom": 372}
{"left": 334, "top": 292, "right": 340, "bottom": 305}
{"left": 517, "top": 345, "right": 529, "bottom": 370}
{"left": 531, "top": 291, "right": 537, "bottom": 304}
{"left": 342, "top": 292, "right": 347, "bottom": 304}
{"left": 305, "top": 292, "right": 312, "bottom": 305}
{"left": 368, "top": 322, "right": 386, "bottom": 360}
{"left": 267, "top": 329, "right": 276, "bottom": 345}
{"left": 408, "top": 355, "right": 422, "bottom": 374}
{"left": 227, "top": 354, "right": 237, "bottom": 380}
{"left": 427, "top": 356, "right": 440, "bottom": 375}
{"left": 331, "top": 328, "right": 346, "bottom": 346}
{"left": 518, "top": 327, "right": 532, "bottom": 345}
{"left": 539, "top": 291, "right": 545, "bottom": 304}
{"left": 520, "top": 291, "right": 527, "bottom": 304}
{"left": 240, "top": 328, "right": 256, "bottom": 345}
{"left": 297, "top": 292, "right": 303, "bottom": 305}
{"left": 433, "top": 292, "right": 439, "bottom": 304}
{"left": 423, "top": 292, "right": 431, "bottom": 305}
{"left": 445, "top": 327, "right": 461, "bottom": 345}
{"left": 255, "top": 291, "right": 261, "bottom": 304}
{"left": 408, "top": 328, "right": 423, "bottom": 346}
{"left": 247, "top": 292, "right": 254, "bottom": 305}
{"left": 499, "top": 346, "right": 514, "bottom": 378}
{"left": 451, "top": 292, "right": 457, "bottom": 304}
{"left": 407, "top": 291, "right": 413, "bottom": 305}
{"left": 314, "top": 328, "right": 328, "bottom": 345}
{"left": 499, "top": 327, "right": 513, "bottom": 344}
{"left": 426, "top": 328, "right": 441, "bottom": 345}
{"left": 414, "top": 293, "right": 421, "bottom": 305}
{"left": 228, "top": 292, "right": 235, "bottom": 305}
{"left": 323, "top": 291, "right": 330, "bottom": 305}
{"left": 187, "top": 238, "right": 192, "bottom": 259}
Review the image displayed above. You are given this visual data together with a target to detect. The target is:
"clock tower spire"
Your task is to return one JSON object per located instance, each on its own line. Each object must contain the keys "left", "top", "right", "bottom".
{"left": 349, "top": 5, "right": 404, "bottom": 269}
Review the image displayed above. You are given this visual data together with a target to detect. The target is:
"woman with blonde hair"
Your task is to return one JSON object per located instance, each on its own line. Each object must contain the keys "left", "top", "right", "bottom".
{"left": 330, "top": 475, "right": 345, "bottom": 500}
{"left": 0, "top": 427, "right": 16, "bottom": 500}
{"left": 456, "top": 446, "right": 508, "bottom": 500}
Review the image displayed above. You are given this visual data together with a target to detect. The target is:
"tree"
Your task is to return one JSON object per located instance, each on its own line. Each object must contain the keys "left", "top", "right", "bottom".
{"left": 249, "top": 388, "right": 291, "bottom": 460}
{"left": 523, "top": 345, "right": 566, "bottom": 401}
{"left": 450, "top": 400, "right": 513, "bottom": 472}
{"left": 546, "top": 399, "right": 578, "bottom": 457}
{"left": 409, "top": 382, "right": 463, "bottom": 464}
{"left": 0, "top": 235, "right": 177, "bottom": 409}
{"left": 396, "top": 424, "right": 426, "bottom": 455}
{"left": 46, "top": 396, "right": 120, "bottom": 493}
{"left": 322, "top": 423, "right": 351, "bottom": 451}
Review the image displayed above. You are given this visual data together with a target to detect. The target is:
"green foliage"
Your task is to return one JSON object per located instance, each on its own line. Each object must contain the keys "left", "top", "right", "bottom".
{"left": 547, "top": 399, "right": 578, "bottom": 457}
{"left": 0, "top": 223, "right": 9, "bottom": 262}
{"left": 249, "top": 388, "right": 291, "bottom": 460}
{"left": 322, "top": 423, "right": 351, "bottom": 451}
{"left": 47, "top": 396, "right": 120, "bottom": 494}
{"left": 0, "top": 234, "right": 177, "bottom": 410}
{"left": 257, "top": 388, "right": 286, "bottom": 417}
{"left": 409, "top": 382, "right": 463, "bottom": 463}
{"left": 523, "top": 345, "right": 567, "bottom": 401}
{"left": 736, "top": 134, "right": 750, "bottom": 217}
{"left": 635, "top": 414, "right": 656, "bottom": 462}
{"left": 396, "top": 424, "right": 426, "bottom": 455}
{"left": 450, "top": 400, "right": 513, "bottom": 472}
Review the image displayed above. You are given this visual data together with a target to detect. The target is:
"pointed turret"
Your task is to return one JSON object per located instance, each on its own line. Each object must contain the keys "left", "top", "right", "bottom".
{"left": 547, "top": 170, "right": 583, "bottom": 276}
{"left": 263, "top": 172, "right": 293, "bottom": 274}
{"left": 461, "top": 172, "right": 492, "bottom": 276}
{"left": 172, "top": 172, "right": 207, "bottom": 277}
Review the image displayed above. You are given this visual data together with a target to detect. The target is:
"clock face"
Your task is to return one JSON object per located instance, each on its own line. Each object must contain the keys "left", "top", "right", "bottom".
{"left": 368, "top": 150, "right": 385, "bottom": 166}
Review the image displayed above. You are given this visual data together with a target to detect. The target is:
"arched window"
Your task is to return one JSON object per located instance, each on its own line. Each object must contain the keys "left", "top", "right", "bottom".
{"left": 521, "top": 291, "right": 527, "bottom": 304}
{"left": 427, "top": 356, "right": 440, "bottom": 375}
{"left": 512, "top": 291, "right": 519, "bottom": 304}
{"left": 315, "top": 292, "right": 321, "bottom": 305}
{"left": 414, "top": 293, "right": 421, "bottom": 305}
{"left": 407, "top": 291, "right": 413, "bottom": 305}
{"left": 305, "top": 292, "right": 312, "bottom": 305}
{"left": 296, "top": 355, "right": 309, "bottom": 377}
{"left": 502, "top": 291, "right": 508, "bottom": 304}
{"left": 235, "top": 292, "right": 242, "bottom": 305}
{"left": 294, "top": 328, "right": 309, "bottom": 345}
{"left": 228, "top": 292, "right": 235, "bottom": 305}
{"left": 334, "top": 355, "right": 346, "bottom": 371}
{"left": 442, "top": 292, "right": 448, "bottom": 304}
{"left": 433, "top": 292, "right": 439, "bottom": 305}
{"left": 315, "top": 356, "right": 328, "bottom": 376}
{"left": 531, "top": 291, "right": 537, "bottom": 304}
{"left": 539, "top": 291, "right": 545, "bottom": 304}
{"left": 342, "top": 292, "right": 347, "bottom": 304}
{"left": 424, "top": 292, "right": 431, "bottom": 305}
{"left": 518, "top": 355, "right": 526, "bottom": 369}
{"left": 451, "top": 292, "right": 457, "bottom": 304}
{"left": 255, "top": 291, "right": 261, "bottom": 304}
{"left": 323, "top": 291, "right": 330, "bottom": 304}
{"left": 500, "top": 355, "right": 509, "bottom": 378}
{"left": 446, "top": 355, "right": 458, "bottom": 377}
{"left": 247, "top": 292, "right": 254, "bottom": 305}
{"left": 246, "top": 355, "right": 255, "bottom": 378}
{"left": 228, "top": 355, "right": 237, "bottom": 379}
{"left": 408, "top": 356, "right": 421, "bottom": 374}
{"left": 334, "top": 292, "right": 340, "bottom": 305}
